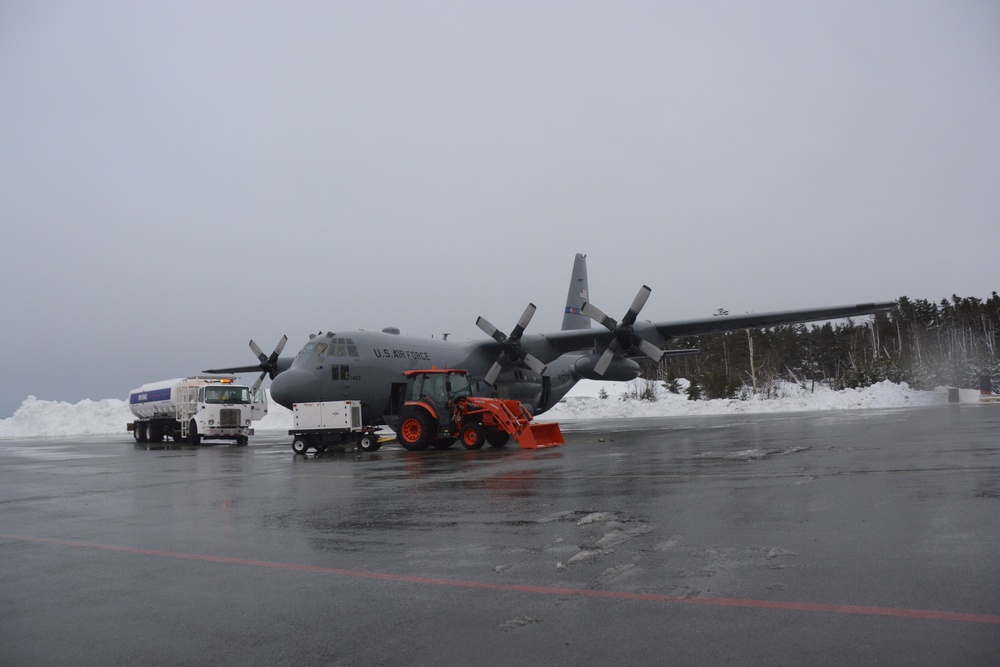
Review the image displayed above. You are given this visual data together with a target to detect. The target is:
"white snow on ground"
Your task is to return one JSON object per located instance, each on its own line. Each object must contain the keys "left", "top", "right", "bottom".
{"left": 541, "top": 379, "right": 968, "bottom": 421}
{"left": 0, "top": 381, "right": 977, "bottom": 439}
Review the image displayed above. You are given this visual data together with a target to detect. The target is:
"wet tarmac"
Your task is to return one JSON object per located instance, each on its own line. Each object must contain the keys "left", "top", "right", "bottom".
{"left": 2, "top": 405, "right": 999, "bottom": 665}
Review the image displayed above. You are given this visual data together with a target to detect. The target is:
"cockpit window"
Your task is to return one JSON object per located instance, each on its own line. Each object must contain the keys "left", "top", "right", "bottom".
{"left": 300, "top": 338, "right": 361, "bottom": 358}
{"left": 327, "top": 338, "right": 359, "bottom": 358}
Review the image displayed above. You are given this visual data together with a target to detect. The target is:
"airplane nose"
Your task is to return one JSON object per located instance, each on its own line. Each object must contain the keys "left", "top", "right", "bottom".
{"left": 269, "top": 368, "right": 322, "bottom": 409}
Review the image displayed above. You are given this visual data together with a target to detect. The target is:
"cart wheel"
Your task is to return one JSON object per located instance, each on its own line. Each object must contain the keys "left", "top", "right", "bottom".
{"left": 292, "top": 438, "right": 309, "bottom": 454}
{"left": 358, "top": 432, "right": 379, "bottom": 452}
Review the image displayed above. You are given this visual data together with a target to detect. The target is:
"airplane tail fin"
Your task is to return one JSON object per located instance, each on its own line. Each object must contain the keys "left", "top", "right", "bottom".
{"left": 561, "top": 253, "right": 591, "bottom": 331}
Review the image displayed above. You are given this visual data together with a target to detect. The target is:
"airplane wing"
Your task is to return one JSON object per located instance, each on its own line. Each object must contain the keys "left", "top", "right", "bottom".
{"left": 523, "top": 301, "right": 896, "bottom": 362}
{"left": 202, "top": 361, "right": 293, "bottom": 375}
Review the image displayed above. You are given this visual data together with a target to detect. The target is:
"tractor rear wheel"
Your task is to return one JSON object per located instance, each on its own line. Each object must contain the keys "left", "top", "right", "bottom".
{"left": 397, "top": 408, "right": 433, "bottom": 451}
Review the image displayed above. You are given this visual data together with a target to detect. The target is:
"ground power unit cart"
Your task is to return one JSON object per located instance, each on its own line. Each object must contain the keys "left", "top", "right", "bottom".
{"left": 289, "top": 400, "right": 381, "bottom": 453}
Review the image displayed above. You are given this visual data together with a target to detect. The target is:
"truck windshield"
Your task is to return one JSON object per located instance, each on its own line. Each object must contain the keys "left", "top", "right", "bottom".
{"left": 204, "top": 386, "right": 250, "bottom": 404}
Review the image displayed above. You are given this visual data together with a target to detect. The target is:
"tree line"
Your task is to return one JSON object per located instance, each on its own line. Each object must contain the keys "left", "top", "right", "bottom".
{"left": 649, "top": 293, "right": 1000, "bottom": 400}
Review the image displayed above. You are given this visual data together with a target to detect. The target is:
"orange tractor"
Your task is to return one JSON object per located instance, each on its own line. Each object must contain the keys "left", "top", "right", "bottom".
{"left": 394, "top": 368, "right": 565, "bottom": 451}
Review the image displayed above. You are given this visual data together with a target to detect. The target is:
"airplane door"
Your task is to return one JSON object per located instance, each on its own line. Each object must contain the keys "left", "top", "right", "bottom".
{"left": 388, "top": 382, "right": 407, "bottom": 415}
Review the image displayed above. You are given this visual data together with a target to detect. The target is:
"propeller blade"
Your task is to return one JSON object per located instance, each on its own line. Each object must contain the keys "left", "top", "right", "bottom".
{"left": 272, "top": 335, "right": 288, "bottom": 358}
{"left": 510, "top": 303, "right": 536, "bottom": 339}
{"left": 623, "top": 285, "right": 652, "bottom": 325}
{"left": 637, "top": 337, "right": 665, "bottom": 362}
{"left": 249, "top": 340, "right": 267, "bottom": 364}
{"left": 484, "top": 361, "right": 504, "bottom": 386}
{"left": 523, "top": 354, "right": 547, "bottom": 375}
{"left": 476, "top": 316, "right": 504, "bottom": 343}
{"left": 251, "top": 371, "right": 267, "bottom": 393}
{"left": 581, "top": 302, "right": 617, "bottom": 330}
{"left": 593, "top": 340, "right": 620, "bottom": 376}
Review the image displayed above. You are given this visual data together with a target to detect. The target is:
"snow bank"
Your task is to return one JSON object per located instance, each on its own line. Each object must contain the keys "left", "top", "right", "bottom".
{"left": 0, "top": 394, "right": 293, "bottom": 439}
{"left": 540, "top": 379, "right": 958, "bottom": 421}
{"left": 0, "top": 381, "right": 970, "bottom": 439}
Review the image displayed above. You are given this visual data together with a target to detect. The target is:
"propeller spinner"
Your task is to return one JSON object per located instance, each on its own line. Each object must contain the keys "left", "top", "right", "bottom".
{"left": 476, "top": 303, "right": 547, "bottom": 386}
{"left": 581, "top": 285, "right": 665, "bottom": 376}
{"left": 249, "top": 335, "right": 288, "bottom": 392}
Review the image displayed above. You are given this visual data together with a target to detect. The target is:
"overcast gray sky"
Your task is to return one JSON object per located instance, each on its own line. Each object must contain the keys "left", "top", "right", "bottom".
{"left": 2, "top": 1, "right": 998, "bottom": 417}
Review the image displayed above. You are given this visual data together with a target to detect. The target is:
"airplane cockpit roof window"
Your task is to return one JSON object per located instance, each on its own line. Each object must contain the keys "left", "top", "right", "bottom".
{"left": 327, "top": 338, "right": 359, "bottom": 358}
{"left": 300, "top": 338, "right": 360, "bottom": 358}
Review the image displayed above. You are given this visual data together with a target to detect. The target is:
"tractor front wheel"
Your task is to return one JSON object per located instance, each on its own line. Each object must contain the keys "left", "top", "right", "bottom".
{"left": 460, "top": 423, "right": 485, "bottom": 450}
{"left": 486, "top": 428, "right": 510, "bottom": 448}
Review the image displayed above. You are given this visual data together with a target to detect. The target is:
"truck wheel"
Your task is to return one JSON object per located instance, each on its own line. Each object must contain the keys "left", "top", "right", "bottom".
{"left": 460, "top": 423, "right": 485, "bottom": 450}
{"left": 292, "top": 438, "right": 309, "bottom": 454}
{"left": 486, "top": 429, "right": 510, "bottom": 448}
{"left": 147, "top": 421, "right": 163, "bottom": 444}
{"left": 237, "top": 436, "right": 248, "bottom": 446}
{"left": 189, "top": 421, "right": 201, "bottom": 445}
{"left": 134, "top": 424, "right": 146, "bottom": 443}
{"left": 397, "top": 408, "right": 432, "bottom": 451}
{"left": 358, "top": 432, "right": 380, "bottom": 452}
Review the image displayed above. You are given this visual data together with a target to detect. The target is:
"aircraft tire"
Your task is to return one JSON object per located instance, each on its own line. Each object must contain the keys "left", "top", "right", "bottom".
{"left": 358, "top": 432, "right": 380, "bottom": 452}
{"left": 292, "top": 438, "right": 309, "bottom": 454}
{"left": 460, "top": 423, "right": 485, "bottom": 450}
{"left": 397, "top": 408, "right": 433, "bottom": 451}
{"left": 189, "top": 421, "right": 201, "bottom": 446}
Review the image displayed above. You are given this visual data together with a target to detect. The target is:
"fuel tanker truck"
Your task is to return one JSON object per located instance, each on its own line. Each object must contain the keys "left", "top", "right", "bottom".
{"left": 128, "top": 376, "right": 266, "bottom": 445}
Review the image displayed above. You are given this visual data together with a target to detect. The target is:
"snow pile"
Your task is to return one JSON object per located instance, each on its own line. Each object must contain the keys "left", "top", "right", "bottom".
{"left": 0, "top": 381, "right": 968, "bottom": 439}
{"left": 541, "top": 379, "right": 958, "bottom": 421}
{"left": 0, "top": 396, "right": 135, "bottom": 438}
{"left": 0, "top": 393, "right": 295, "bottom": 439}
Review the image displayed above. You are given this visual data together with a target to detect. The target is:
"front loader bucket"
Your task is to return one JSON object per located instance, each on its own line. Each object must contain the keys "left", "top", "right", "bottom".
{"left": 517, "top": 421, "right": 565, "bottom": 449}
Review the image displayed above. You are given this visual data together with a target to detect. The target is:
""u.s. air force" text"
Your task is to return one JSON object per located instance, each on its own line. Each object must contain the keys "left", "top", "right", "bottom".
{"left": 372, "top": 348, "right": 432, "bottom": 361}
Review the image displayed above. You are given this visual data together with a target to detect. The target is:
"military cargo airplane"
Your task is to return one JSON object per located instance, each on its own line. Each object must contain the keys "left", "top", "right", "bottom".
{"left": 206, "top": 254, "right": 894, "bottom": 427}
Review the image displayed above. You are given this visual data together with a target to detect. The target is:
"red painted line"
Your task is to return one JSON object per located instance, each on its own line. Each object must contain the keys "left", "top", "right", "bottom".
{"left": 3, "top": 533, "right": 999, "bottom": 626}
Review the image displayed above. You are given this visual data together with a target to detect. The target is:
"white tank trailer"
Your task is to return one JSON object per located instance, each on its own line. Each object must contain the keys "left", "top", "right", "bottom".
{"left": 128, "top": 376, "right": 266, "bottom": 445}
